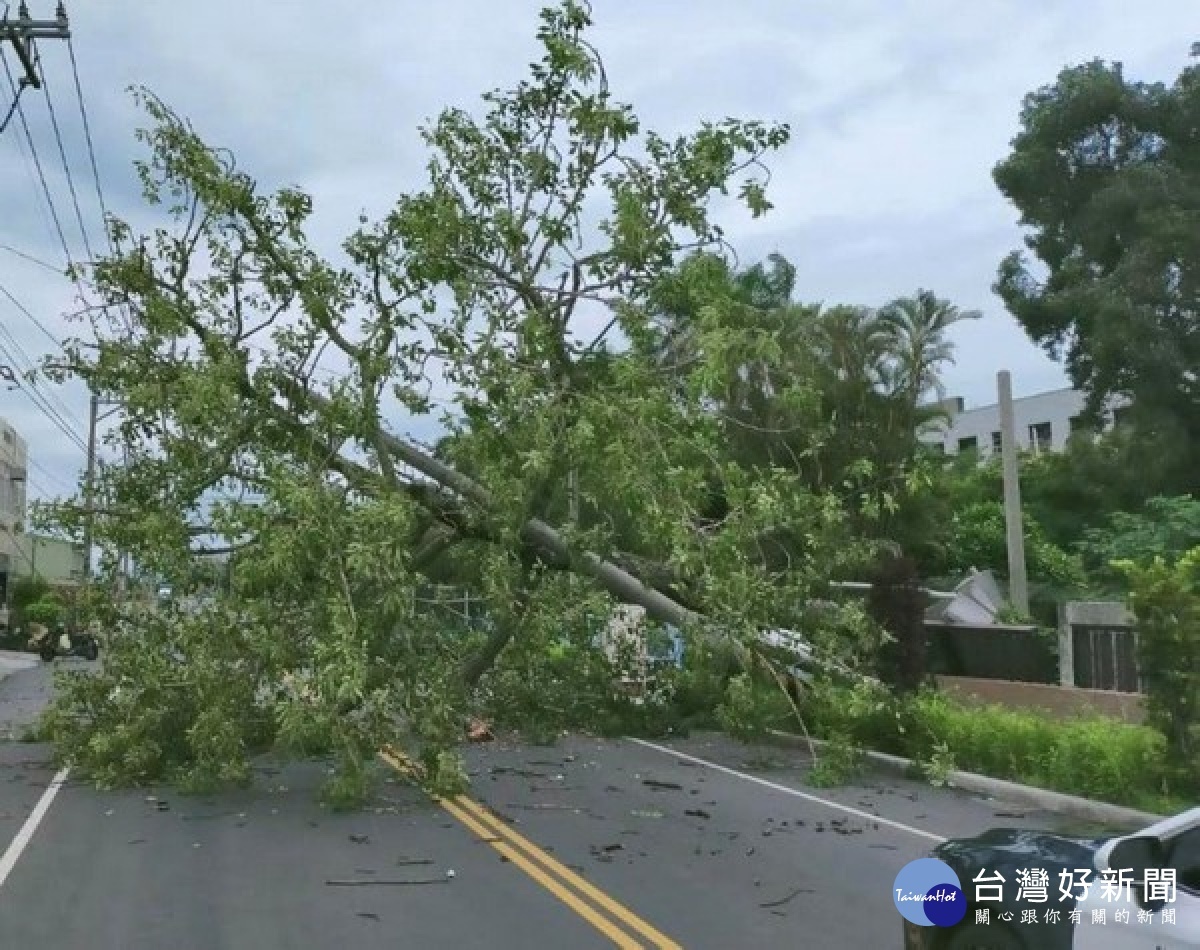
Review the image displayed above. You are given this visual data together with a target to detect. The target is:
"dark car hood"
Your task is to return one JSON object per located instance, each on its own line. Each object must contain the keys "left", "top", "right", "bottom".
{"left": 935, "top": 827, "right": 1108, "bottom": 875}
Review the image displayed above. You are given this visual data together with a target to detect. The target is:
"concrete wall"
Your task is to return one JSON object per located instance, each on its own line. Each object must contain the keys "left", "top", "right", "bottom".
{"left": 937, "top": 675, "right": 1146, "bottom": 724}
{"left": 12, "top": 535, "right": 85, "bottom": 588}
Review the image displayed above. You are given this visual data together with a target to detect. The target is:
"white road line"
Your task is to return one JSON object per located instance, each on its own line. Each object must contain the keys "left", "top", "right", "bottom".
{"left": 630, "top": 739, "right": 947, "bottom": 845}
{"left": 0, "top": 767, "right": 70, "bottom": 890}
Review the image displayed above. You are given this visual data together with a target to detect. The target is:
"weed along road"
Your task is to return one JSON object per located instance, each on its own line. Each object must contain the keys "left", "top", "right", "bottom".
{"left": 0, "top": 665, "right": 1119, "bottom": 949}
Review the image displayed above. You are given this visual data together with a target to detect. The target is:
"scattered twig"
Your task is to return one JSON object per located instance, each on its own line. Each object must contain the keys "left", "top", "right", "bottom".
{"left": 326, "top": 878, "right": 448, "bottom": 887}
{"left": 759, "top": 887, "right": 814, "bottom": 909}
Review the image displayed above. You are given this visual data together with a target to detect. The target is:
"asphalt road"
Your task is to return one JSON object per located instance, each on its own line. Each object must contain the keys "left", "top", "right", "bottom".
{"left": 0, "top": 663, "right": 1123, "bottom": 949}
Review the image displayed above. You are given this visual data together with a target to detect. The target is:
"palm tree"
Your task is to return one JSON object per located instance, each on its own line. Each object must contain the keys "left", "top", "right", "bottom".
{"left": 877, "top": 289, "right": 981, "bottom": 413}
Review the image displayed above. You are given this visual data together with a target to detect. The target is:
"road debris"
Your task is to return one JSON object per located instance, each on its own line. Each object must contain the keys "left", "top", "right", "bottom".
{"left": 758, "top": 887, "right": 815, "bottom": 909}
{"left": 467, "top": 718, "right": 494, "bottom": 742}
{"left": 356, "top": 912, "right": 380, "bottom": 921}
{"left": 491, "top": 766, "right": 548, "bottom": 779}
{"left": 396, "top": 857, "right": 434, "bottom": 866}
{"left": 642, "top": 779, "right": 682, "bottom": 791}
{"left": 684, "top": 809, "right": 711, "bottom": 820}
{"left": 326, "top": 878, "right": 448, "bottom": 886}
{"left": 349, "top": 834, "right": 370, "bottom": 844}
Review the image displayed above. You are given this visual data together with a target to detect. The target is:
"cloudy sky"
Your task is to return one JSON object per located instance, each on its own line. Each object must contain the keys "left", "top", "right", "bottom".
{"left": 0, "top": 0, "right": 1194, "bottom": 502}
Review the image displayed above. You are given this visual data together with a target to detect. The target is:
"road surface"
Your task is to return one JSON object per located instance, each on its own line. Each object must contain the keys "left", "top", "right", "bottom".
{"left": 0, "top": 663, "right": 1118, "bottom": 949}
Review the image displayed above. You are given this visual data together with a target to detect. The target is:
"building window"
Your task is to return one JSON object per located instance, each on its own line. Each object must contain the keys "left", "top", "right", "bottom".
{"left": 1028, "top": 421, "right": 1052, "bottom": 453}
{"left": 991, "top": 431, "right": 1003, "bottom": 454}
{"left": 957, "top": 436, "right": 978, "bottom": 453}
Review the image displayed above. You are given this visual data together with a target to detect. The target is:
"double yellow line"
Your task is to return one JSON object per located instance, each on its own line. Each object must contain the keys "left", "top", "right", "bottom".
{"left": 380, "top": 748, "right": 681, "bottom": 949}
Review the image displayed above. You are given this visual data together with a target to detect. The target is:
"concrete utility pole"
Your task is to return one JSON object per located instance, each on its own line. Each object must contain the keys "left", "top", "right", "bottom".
{"left": 997, "top": 370, "right": 1029, "bottom": 616}
{"left": 81, "top": 390, "right": 97, "bottom": 584}
{"left": 80, "top": 390, "right": 121, "bottom": 586}
{"left": 0, "top": 2, "right": 69, "bottom": 88}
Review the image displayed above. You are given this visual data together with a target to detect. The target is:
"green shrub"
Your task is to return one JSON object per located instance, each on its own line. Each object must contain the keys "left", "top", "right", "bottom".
{"left": 22, "top": 599, "right": 64, "bottom": 628}
{"left": 796, "top": 681, "right": 1177, "bottom": 809}
{"left": 10, "top": 576, "right": 50, "bottom": 611}
{"left": 716, "top": 673, "right": 793, "bottom": 741}
{"left": 806, "top": 732, "right": 865, "bottom": 787}
{"left": 1116, "top": 547, "right": 1200, "bottom": 786}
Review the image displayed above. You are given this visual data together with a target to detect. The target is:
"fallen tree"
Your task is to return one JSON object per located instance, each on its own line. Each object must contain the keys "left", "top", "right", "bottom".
{"left": 38, "top": 1, "right": 885, "bottom": 801}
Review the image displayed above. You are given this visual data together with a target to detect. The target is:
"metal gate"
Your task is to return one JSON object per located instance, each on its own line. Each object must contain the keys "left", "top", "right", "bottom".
{"left": 1072, "top": 624, "right": 1139, "bottom": 693}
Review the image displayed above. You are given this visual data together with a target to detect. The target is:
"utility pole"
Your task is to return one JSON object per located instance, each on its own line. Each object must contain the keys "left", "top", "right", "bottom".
{"left": 997, "top": 370, "right": 1029, "bottom": 616}
{"left": 0, "top": 2, "right": 69, "bottom": 88}
{"left": 81, "top": 390, "right": 121, "bottom": 588}
{"left": 81, "top": 390, "right": 97, "bottom": 584}
{"left": 0, "top": 4, "right": 70, "bottom": 136}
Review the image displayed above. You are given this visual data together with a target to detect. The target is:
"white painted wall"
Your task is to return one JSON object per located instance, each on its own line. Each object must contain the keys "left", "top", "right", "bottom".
{"left": 918, "top": 387, "right": 1130, "bottom": 458}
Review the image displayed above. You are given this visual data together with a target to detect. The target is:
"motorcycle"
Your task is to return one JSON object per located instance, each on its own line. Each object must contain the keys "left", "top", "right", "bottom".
{"left": 28, "top": 623, "right": 100, "bottom": 662}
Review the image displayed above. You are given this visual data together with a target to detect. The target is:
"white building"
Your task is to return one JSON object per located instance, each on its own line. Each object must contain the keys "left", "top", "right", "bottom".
{"left": 918, "top": 386, "right": 1130, "bottom": 459}
{"left": 0, "top": 417, "right": 28, "bottom": 604}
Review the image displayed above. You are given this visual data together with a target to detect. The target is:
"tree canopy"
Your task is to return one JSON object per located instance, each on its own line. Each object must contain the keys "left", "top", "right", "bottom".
{"left": 994, "top": 51, "right": 1200, "bottom": 489}
{"left": 37, "top": 1, "right": 899, "bottom": 798}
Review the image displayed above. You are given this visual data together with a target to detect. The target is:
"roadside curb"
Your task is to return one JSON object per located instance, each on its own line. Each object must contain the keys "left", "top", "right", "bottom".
{"left": 764, "top": 730, "right": 1164, "bottom": 831}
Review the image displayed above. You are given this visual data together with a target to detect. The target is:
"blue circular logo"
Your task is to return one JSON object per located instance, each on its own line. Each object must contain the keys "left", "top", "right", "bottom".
{"left": 893, "top": 858, "right": 967, "bottom": 927}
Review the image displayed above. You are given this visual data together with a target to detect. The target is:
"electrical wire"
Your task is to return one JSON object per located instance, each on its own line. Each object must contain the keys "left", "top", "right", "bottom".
{"left": 0, "top": 71, "right": 23, "bottom": 134}
{"left": 66, "top": 34, "right": 134, "bottom": 335}
{"left": 0, "top": 241, "right": 62, "bottom": 273}
{"left": 28, "top": 455, "right": 76, "bottom": 496}
{"left": 0, "top": 316, "right": 81, "bottom": 433}
{"left": 0, "top": 278, "right": 63, "bottom": 349}
{"left": 35, "top": 47, "right": 95, "bottom": 263}
{"left": 0, "top": 334, "right": 88, "bottom": 454}
{"left": 66, "top": 35, "right": 111, "bottom": 258}
{"left": 0, "top": 47, "right": 75, "bottom": 273}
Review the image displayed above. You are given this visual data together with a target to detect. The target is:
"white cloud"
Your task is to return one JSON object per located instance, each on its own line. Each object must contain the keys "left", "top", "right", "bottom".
{"left": 0, "top": 0, "right": 1195, "bottom": 499}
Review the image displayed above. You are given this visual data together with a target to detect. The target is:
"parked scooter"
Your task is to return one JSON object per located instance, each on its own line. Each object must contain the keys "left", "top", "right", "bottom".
{"left": 28, "top": 622, "right": 99, "bottom": 662}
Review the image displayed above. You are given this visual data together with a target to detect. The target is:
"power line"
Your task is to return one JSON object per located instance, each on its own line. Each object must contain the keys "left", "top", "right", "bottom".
{"left": 0, "top": 65, "right": 23, "bottom": 133}
{"left": 0, "top": 276, "right": 62, "bottom": 349}
{"left": 0, "top": 45, "right": 74, "bottom": 273}
{"left": 35, "top": 45, "right": 94, "bottom": 263}
{"left": 0, "top": 240, "right": 61, "bottom": 273}
{"left": 66, "top": 34, "right": 110, "bottom": 257}
{"left": 0, "top": 362, "right": 87, "bottom": 454}
{"left": 27, "top": 454, "right": 75, "bottom": 495}
{"left": 0, "top": 310, "right": 79, "bottom": 431}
